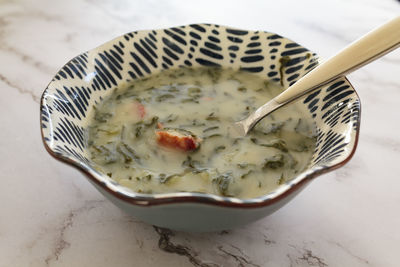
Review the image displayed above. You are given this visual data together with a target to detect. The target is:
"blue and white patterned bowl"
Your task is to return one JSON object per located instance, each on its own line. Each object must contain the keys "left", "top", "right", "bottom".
{"left": 40, "top": 24, "right": 360, "bottom": 232}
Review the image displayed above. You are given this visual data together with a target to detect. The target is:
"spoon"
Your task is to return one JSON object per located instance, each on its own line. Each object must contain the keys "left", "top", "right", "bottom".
{"left": 234, "top": 16, "right": 400, "bottom": 136}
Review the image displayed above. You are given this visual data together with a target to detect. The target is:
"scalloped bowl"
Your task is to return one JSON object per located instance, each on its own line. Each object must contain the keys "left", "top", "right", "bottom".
{"left": 40, "top": 24, "right": 360, "bottom": 232}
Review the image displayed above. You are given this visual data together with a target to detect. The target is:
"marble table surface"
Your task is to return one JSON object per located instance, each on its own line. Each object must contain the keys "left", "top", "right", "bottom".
{"left": 1, "top": 0, "right": 400, "bottom": 266}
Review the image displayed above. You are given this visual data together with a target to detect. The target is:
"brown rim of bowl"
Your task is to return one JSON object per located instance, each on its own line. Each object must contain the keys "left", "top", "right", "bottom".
{"left": 39, "top": 26, "right": 361, "bottom": 208}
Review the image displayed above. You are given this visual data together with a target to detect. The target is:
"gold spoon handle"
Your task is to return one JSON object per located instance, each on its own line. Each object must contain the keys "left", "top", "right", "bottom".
{"left": 236, "top": 16, "right": 400, "bottom": 136}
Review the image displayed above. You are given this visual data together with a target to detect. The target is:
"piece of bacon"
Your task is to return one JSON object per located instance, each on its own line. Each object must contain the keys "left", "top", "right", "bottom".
{"left": 134, "top": 101, "right": 146, "bottom": 118}
{"left": 157, "top": 122, "right": 164, "bottom": 129}
{"left": 156, "top": 129, "right": 200, "bottom": 151}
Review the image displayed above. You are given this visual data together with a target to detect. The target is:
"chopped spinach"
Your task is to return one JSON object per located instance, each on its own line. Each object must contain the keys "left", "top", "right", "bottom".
{"left": 237, "top": 163, "right": 249, "bottom": 169}
{"left": 237, "top": 86, "right": 247, "bottom": 92}
{"left": 241, "top": 170, "right": 253, "bottom": 179}
{"left": 120, "top": 125, "right": 126, "bottom": 141}
{"left": 233, "top": 138, "right": 243, "bottom": 145}
{"left": 94, "top": 112, "right": 113, "bottom": 123}
{"left": 97, "top": 128, "right": 119, "bottom": 135}
{"left": 143, "top": 174, "right": 153, "bottom": 181}
{"left": 180, "top": 119, "right": 206, "bottom": 127}
{"left": 164, "top": 114, "right": 179, "bottom": 123}
{"left": 294, "top": 118, "right": 311, "bottom": 135}
{"left": 278, "top": 174, "right": 285, "bottom": 185}
{"left": 206, "top": 67, "right": 222, "bottom": 83}
{"left": 182, "top": 98, "right": 199, "bottom": 104}
{"left": 214, "top": 145, "right": 226, "bottom": 153}
{"left": 203, "top": 126, "right": 219, "bottom": 133}
{"left": 134, "top": 124, "right": 144, "bottom": 138}
{"left": 168, "top": 86, "right": 179, "bottom": 93}
{"left": 293, "top": 141, "right": 311, "bottom": 152}
{"left": 133, "top": 116, "right": 159, "bottom": 138}
{"left": 92, "top": 144, "right": 118, "bottom": 164}
{"left": 250, "top": 138, "right": 258, "bottom": 144}
{"left": 213, "top": 173, "right": 232, "bottom": 196}
{"left": 203, "top": 133, "right": 222, "bottom": 139}
{"left": 182, "top": 156, "right": 200, "bottom": 169}
{"left": 206, "top": 112, "right": 219, "bottom": 121}
{"left": 159, "top": 173, "right": 176, "bottom": 184}
{"left": 263, "top": 154, "right": 285, "bottom": 170}
{"left": 156, "top": 93, "right": 175, "bottom": 102}
{"left": 117, "top": 142, "right": 141, "bottom": 164}
{"left": 279, "top": 56, "right": 291, "bottom": 86}
{"left": 188, "top": 87, "right": 202, "bottom": 96}
{"left": 260, "top": 139, "right": 288, "bottom": 152}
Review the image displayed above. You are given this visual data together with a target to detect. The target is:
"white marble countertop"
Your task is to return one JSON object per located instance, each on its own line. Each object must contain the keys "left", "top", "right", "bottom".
{"left": 1, "top": 0, "right": 400, "bottom": 266}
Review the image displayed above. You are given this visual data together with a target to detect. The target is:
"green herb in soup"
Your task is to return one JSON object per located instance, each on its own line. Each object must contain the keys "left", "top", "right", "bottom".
{"left": 88, "top": 67, "right": 316, "bottom": 199}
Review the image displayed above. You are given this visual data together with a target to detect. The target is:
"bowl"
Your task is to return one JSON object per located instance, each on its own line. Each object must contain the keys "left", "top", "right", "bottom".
{"left": 40, "top": 24, "right": 360, "bottom": 232}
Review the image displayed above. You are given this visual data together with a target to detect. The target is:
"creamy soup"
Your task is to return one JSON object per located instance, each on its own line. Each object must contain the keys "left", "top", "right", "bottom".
{"left": 88, "top": 67, "right": 316, "bottom": 199}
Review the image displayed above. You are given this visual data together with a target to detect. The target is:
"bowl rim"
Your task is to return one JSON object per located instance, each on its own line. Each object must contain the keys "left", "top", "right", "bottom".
{"left": 40, "top": 24, "right": 361, "bottom": 208}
